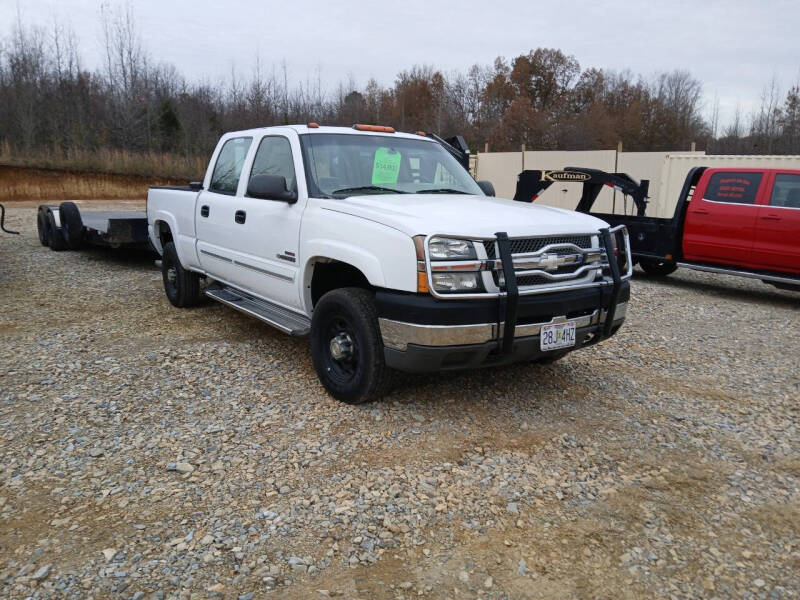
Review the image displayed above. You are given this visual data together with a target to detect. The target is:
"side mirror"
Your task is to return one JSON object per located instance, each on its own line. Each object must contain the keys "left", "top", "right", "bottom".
{"left": 188, "top": 181, "right": 203, "bottom": 190}
{"left": 477, "top": 180, "right": 495, "bottom": 197}
{"left": 247, "top": 175, "right": 298, "bottom": 203}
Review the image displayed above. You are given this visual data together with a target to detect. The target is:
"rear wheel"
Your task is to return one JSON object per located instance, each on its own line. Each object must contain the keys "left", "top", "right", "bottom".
{"left": 59, "top": 202, "right": 84, "bottom": 250}
{"left": 161, "top": 241, "right": 202, "bottom": 307}
{"left": 639, "top": 258, "right": 677, "bottom": 277}
{"left": 310, "top": 287, "right": 393, "bottom": 404}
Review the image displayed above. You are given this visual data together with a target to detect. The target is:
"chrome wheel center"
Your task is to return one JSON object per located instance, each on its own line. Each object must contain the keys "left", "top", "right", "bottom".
{"left": 330, "top": 333, "right": 354, "bottom": 360}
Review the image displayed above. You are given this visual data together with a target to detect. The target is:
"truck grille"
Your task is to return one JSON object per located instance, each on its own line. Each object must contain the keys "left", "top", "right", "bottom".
{"left": 484, "top": 234, "right": 600, "bottom": 290}
{"left": 483, "top": 235, "right": 593, "bottom": 259}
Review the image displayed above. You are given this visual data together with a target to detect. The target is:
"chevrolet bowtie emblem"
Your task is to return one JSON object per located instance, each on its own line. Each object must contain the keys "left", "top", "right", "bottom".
{"left": 538, "top": 253, "right": 583, "bottom": 271}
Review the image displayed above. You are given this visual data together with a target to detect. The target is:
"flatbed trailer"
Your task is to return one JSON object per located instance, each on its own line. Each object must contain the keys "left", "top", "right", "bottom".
{"left": 37, "top": 202, "right": 154, "bottom": 253}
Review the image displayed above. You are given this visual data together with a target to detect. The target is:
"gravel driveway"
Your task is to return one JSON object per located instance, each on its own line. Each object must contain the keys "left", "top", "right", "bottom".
{"left": 1, "top": 202, "right": 798, "bottom": 600}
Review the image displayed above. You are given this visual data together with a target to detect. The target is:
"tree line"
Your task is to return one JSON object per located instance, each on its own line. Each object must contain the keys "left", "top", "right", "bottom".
{"left": 1, "top": 8, "right": 799, "bottom": 177}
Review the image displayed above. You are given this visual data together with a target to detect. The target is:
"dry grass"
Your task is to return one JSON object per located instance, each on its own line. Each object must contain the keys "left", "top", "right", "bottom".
{"left": 0, "top": 165, "right": 185, "bottom": 201}
{"left": 0, "top": 140, "right": 207, "bottom": 180}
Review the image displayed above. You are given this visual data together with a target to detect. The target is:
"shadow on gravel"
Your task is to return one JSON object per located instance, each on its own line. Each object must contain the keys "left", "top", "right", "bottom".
{"left": 80, "top": 244, "right": 158, "bottom": 270}
{"left": 386, "top": 357, "right": 574, "bottom": 408}
{"left": 633, "top": 271, "right": 800, "bottom": 308}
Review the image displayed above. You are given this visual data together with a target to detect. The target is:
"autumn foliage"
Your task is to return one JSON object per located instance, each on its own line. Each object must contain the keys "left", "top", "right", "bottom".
{"left": 1, "top": 13, "right": 799, "bottom": 179}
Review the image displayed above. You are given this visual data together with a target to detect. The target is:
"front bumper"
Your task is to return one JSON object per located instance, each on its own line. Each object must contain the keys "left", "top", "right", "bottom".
{"left": 376, "top": 281, "right": 629, "bottom": 373}
{"left": 380, "top": 302, "right": 626, "bottom": 350}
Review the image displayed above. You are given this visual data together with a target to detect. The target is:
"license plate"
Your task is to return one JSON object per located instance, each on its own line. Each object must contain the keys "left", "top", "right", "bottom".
{"left": 540, "top": 321, "right": 576, "bottom": 351}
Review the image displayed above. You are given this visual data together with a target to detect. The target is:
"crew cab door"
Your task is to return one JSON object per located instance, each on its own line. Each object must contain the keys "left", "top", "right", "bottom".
{"left": 682, "top": 170, "right": 765, "bottom": 266}
{"left": 223, "top": 134, "right": 305, "bottom": 309}
{"left": 752, "top": 171, "right": 800, "bottom": 274}
{"left": 196, "top": 135, "right": 254, "bottom": 285}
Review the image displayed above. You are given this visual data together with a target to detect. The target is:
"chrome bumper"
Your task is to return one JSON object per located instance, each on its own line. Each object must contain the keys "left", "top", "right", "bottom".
{"left": 379, "top": 302, "right": 627, "bottom": 351}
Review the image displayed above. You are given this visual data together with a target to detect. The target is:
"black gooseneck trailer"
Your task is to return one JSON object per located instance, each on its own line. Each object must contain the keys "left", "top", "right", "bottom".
{"left": 514, "top": 166, "right": 800, "bottom": 290}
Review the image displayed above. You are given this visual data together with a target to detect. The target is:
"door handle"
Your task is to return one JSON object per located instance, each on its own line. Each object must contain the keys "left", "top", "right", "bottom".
{"left": 761, "top": 214, "right": 781, "bottom": 221}
{"left": 235, "top": 210, "right": 246, "bottom": 224}
{"left": 200, "top": 205, "right": 209, "bottom": 218}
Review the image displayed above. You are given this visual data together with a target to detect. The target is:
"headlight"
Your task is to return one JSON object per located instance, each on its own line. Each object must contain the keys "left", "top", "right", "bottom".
{"left": 432, "top": 272, "right": 483, "bottom": 293}
{"left": 428, "top": 237, "right": 477, "bottom": 260}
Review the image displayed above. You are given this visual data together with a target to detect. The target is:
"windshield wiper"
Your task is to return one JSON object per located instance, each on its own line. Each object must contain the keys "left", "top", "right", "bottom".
{"left": 416, "top": 188, "right": 470, "bottom": 194}
{"left": 331, "top": 185, "right": 407, "bottom": 197}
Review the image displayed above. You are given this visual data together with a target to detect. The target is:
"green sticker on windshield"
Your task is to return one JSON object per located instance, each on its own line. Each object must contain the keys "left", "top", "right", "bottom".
{"left": 372, "top": 147, "right": 401, "bottom": 185}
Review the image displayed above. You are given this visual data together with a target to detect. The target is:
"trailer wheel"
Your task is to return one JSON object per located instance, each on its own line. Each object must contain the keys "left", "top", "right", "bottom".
{"left": 45, "top": 210, "right": 67, "bottom": 251}
{"left": 639, "top": 258, "right": 677, "bottom": 277}
{"left": 59, "top": 202, "right": 84, "bottom": 250}
{"left": 37, "top": 209, "right": 49, "bottom": 246}
{"left": 161, "top": 241, "right": 202, "bottom": 308}
{"left": 310, "top": 287, "right": 393, "bottom": 404}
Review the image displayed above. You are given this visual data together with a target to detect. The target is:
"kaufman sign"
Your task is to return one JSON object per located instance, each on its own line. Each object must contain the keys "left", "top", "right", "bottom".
{"left": 539, "top": 170, "right": 592, "bottom": 182}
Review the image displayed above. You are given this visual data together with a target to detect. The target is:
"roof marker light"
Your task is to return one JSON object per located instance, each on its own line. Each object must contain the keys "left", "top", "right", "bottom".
{"left": 307, "top": 122, "right": 320, "bottom": 128}
{"left": 353, "top": 124, "right": 395, "bottom": 133}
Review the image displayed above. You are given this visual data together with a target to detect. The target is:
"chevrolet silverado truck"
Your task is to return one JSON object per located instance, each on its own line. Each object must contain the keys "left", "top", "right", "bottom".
{"left": 147, "top": 124, "right": 632, "bottom": 403}
{"left": 517, "top": 166, "right": 800, "bottom": 291}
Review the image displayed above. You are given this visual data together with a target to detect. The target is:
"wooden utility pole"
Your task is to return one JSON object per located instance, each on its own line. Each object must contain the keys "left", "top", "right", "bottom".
{"left": 690, "top": 141, "right": 696, "bottom": 152}
{"left": 521, "top": 143, "right": 526, "bottom": 170}
{"left": 484, "top": 142, "right": 489, "bottom": 153}
{"left": 617, "top": 140, "right": 623, "bottom": 153}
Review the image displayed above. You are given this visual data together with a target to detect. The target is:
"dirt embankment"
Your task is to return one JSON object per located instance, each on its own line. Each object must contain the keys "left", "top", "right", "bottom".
{"left": 0, "top": 164, "right": 186, "bottom": 201}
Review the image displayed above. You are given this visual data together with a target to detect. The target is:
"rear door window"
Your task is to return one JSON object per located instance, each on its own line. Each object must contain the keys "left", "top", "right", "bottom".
{"left": 702, "top": 172, "right": 763, "bottom": 205}
{"left": 209, "top": 137, "right": 253, "bottom": 195}
{"left": 769, "top": 173, "right": 800, "bottom": 208}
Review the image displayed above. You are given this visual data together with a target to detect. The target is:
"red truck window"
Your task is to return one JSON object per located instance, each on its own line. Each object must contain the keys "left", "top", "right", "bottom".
{"left": 703, "top": 172, "right": 762, "bottom": 205}
{"left": 769, "top": 174, "right": 800, "bottom": 208}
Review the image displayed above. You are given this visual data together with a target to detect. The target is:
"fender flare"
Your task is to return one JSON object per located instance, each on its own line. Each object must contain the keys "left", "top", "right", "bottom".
{"left": 302, "top": 239, "right": 387, "bottom": 290}
{"left": 150, "top": 212, "right": 179, "bottom": 256}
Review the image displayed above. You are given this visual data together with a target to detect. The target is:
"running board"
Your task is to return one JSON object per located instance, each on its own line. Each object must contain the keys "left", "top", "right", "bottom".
{"left": 205, "top": 285, "right": 311, "bottom": 336}
{"left": 676, "top": 262, "right": 800, "bottom": 286}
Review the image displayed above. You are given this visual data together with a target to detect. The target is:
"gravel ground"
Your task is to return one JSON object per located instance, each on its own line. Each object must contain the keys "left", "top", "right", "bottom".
{"left": 1, "top": 201, "right": 799, "bottom": 600}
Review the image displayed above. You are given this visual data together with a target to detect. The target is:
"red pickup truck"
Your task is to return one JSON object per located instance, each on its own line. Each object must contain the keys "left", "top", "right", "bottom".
{"left": 516, "top": 166, "right": 800, "bottom": 291}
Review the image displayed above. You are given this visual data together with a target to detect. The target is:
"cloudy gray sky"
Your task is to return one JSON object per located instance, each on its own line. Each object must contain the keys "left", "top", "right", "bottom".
{"left": 3, "top": 0, "right": 799, "bottom": 127}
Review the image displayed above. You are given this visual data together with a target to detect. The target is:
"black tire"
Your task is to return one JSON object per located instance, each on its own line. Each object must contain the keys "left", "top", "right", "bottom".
{"left": 310, "top": 287, "right": 393, "bottom": 404}
{"left": 45, "top": 210, "right": 67, "bottom": 251}
{"left": 37, "top": 209, "right": 49, "bottom": 246}
{"left": 59, "top": 202, "right": 84, "bottom": 250}
{"left": 161, "top": 241, "right": 202, "bottom": 307}
{"left": 639, "top": 258, "right": 677, "bottom": 277}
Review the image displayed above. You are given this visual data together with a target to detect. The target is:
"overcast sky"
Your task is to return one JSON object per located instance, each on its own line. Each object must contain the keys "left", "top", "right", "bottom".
{"left": 3, "top": 0, "right": 799, "bottom": 129}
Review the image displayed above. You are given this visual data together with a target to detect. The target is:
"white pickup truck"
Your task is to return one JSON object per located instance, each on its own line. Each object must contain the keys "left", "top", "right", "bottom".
{"left": 147, "top": 124, "right": 632, "bottom": 403}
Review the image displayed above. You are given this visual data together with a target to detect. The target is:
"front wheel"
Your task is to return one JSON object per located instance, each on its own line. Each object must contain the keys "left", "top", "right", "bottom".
{"left": 310, "top": 288, "right": 393, "bottom": 404}
{"left": 161, "top": 241, "right": 202, "bottom": 307}
{"left": 639, "top": 258, "right": 677, "bottom": 277}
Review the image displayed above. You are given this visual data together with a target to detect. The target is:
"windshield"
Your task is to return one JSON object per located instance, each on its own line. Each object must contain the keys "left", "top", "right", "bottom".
{"left": 299, "top": 133, "right": 483, "bottom": 198}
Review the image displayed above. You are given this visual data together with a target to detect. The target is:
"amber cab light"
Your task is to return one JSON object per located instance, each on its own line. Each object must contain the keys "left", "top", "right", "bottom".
{"left": 307, "top": 122, "right": 320, "bottom": 128}
{"left": 353, "top": 124, "right": 395, "bottom": 133}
